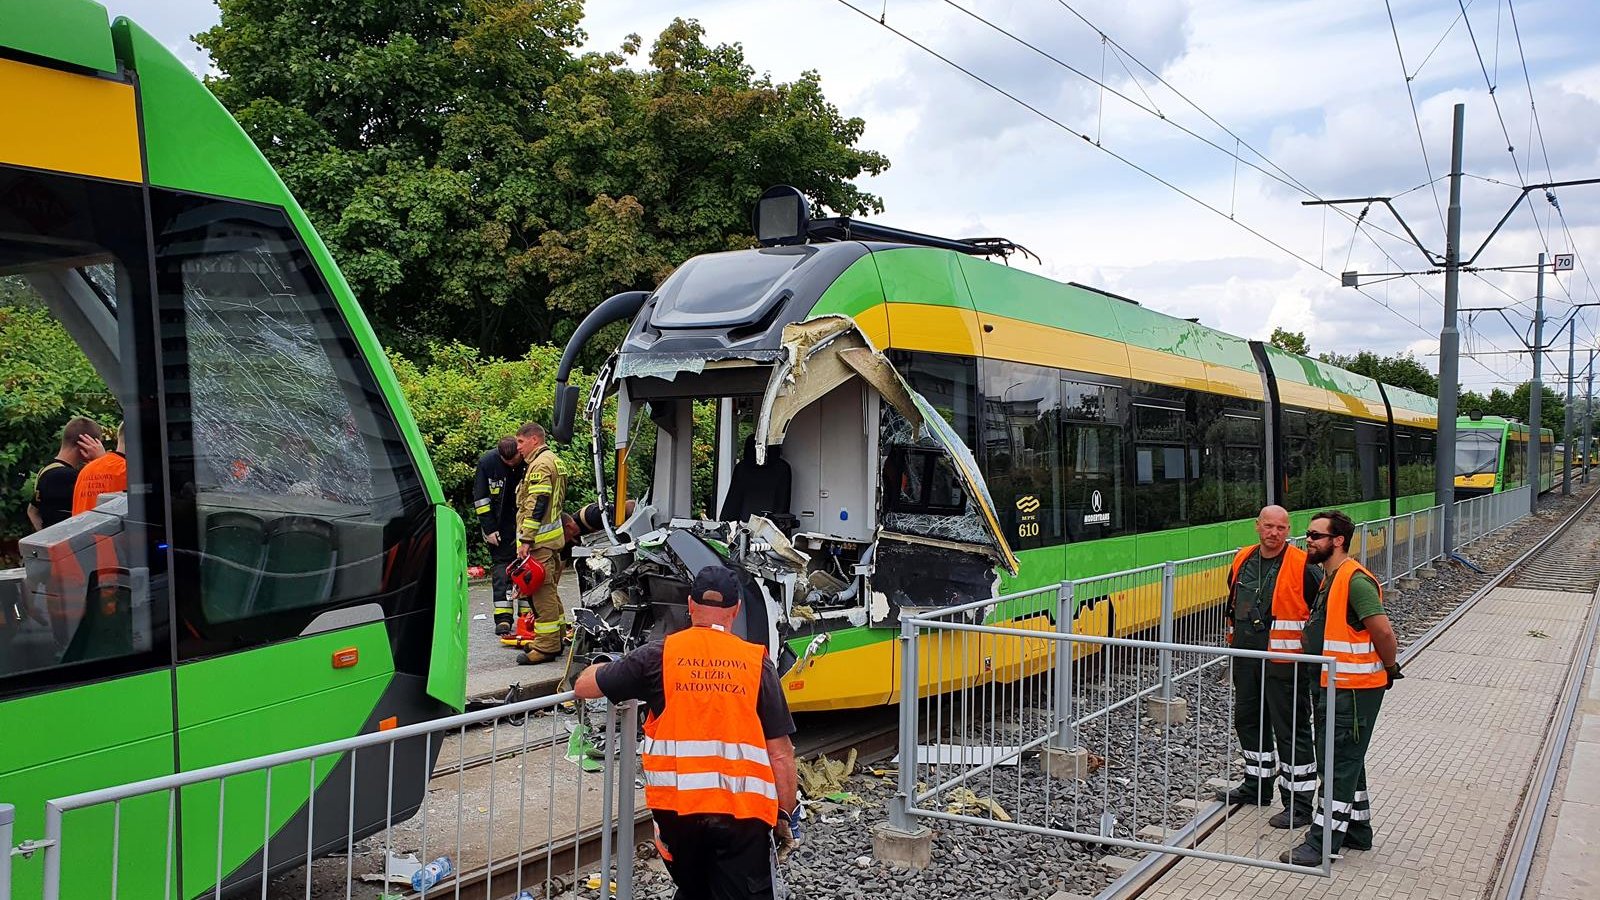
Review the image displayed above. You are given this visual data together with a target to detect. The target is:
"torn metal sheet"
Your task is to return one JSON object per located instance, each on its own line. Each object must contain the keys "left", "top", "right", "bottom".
{"left": 615, "top": 352, "right": 710, "bottom": 381}
{"left": 757, "top": 315, "right": 1016, "bottom": 573}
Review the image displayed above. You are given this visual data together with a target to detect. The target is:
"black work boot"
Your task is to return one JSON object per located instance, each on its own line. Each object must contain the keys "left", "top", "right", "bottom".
{"left": 1268, "top": 807, "right": 1311, "bottom": 829}
{"left": 1217, "top": 781, "right": 1273, "bottom": 805}
{"left": 494, "top": 614, "right": 512, "bottom": 636}
{"left": 1279, "top": 842, "right": 1325, "bottom": 866}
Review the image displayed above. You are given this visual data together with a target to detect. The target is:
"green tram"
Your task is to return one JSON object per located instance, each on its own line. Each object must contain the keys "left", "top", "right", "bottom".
{"left": 1453, "top": 414, "right": 1555, "bottom": 498}
{"left": 1, "top": 4, "right": 467, "bottom": 897}
{"left": 553, "top": 188, "right": 1439, "bottom": 713}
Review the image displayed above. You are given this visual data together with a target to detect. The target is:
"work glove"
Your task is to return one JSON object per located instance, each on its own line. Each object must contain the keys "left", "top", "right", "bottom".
{"left": 1384, "top": 663, "right": 1404, "bottom": 690}
{"left": 774, "top": 809, "right": 801, "bottom": 862}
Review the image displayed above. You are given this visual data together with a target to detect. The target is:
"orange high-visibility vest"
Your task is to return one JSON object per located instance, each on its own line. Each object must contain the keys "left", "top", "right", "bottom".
{"left": 641, "top": 626, "right": 779, "bottom": 825}
{"left": 1227, "top": 544, "right": 1311, "bottom": 661}
{"left": 1318, "top": 559, "right": 1388, "bottom": 689}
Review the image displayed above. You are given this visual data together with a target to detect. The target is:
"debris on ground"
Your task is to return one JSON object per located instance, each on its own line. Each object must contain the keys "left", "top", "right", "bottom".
{"left": 944, "top": 787, "right": 1012, "bottom": 822}
{"left": 797, "top": 748, "right": 858, "bottom": 799}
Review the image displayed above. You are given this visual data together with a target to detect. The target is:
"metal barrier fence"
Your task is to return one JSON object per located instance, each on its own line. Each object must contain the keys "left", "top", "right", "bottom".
{"left": 889, "top": 600, "right": 1340, "bottom": 875}
{"left": 1454, "top": 485, "right": 1534, "bottom": 547}
{"left": 2, "top": 692, "right": 644, "bottom": 900}
{"left": 0, "top": 490, "right": 1539, "bottom": 897}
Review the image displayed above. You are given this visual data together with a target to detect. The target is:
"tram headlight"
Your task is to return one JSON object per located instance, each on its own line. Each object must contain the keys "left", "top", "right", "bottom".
{"left": 754, "top": 184, "right": 811, "bottom": 246}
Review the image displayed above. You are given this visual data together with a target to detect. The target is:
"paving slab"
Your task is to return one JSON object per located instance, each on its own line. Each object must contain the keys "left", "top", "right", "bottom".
{"left": 464, "top": 572, "right": 578, "bottom": 703}
{"left": 1142, "top": 586, "right": 1594, "bottom": 900}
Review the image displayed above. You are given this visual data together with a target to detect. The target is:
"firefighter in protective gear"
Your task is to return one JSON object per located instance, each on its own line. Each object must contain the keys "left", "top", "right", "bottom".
{"left": 474, "top": 436, "right": 527, "bottom": 634}
{"left": 513, "top": 422, "right": 567, "bottom": 664}
{"left": 1220, "top": 505, "right": 1323, "bottom": 830}
{"left": 1280, "top": 509, "right": 1400, "bottom": 867}
{"left": 573, "top": 565, "right": 799, "bottom": 900}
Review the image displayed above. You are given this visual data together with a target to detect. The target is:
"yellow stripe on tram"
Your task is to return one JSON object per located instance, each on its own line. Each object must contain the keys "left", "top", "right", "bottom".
{"left": 0, "top": 58, "right": 142, "bottom": 183}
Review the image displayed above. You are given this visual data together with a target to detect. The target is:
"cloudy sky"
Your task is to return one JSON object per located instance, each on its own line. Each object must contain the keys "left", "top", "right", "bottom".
{"left": 106, "top": 0, "right": 1600, "bottom": 394}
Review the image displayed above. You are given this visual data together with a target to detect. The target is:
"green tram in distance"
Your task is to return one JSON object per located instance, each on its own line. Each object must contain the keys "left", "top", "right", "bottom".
{"left": 1453, "top": 414, "right": 1555, "bottom": 498}
{"left": 553, "top": 187, "right": 1440, "bottom": 714}
{"left": 1, "top": 3, "right": 467, "bottom": 897}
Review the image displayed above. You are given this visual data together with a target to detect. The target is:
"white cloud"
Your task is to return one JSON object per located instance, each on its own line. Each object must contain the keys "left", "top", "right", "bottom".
{"left": 102, "top": 0, "right": 1600, "bottom": 393}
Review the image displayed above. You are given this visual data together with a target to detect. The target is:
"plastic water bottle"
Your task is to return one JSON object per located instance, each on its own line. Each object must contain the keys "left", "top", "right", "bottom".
{"left": 410, "top": 856, "right": 453, "bottom": 892}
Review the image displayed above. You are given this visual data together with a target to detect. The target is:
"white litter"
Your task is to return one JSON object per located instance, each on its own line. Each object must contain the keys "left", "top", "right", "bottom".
{"left": 472, "top": 613, "right": 488, "bottom": 620}
{"left": 358, "top": 851, "right": 421, "bottom": 885}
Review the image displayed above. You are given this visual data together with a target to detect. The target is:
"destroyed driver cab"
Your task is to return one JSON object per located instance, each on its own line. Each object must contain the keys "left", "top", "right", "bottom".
{"left": 550, "top": 187, "right": 1019, "bottom": 712}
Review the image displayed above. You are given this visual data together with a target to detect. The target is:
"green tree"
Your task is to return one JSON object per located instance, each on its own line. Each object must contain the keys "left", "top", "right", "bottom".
{"left": 197, "top": 3, "right": 889, "bottom": 360}
{"left": 1318, "top": 350, "right": 1439, "bottom": 397}
{"left": 1269, "top": 328, "right": 1310, "bottom": 355}
{"left": 0, "top": 280, "right": 119, "bottom": 543}
{"left": 1458, "top": 390, "right": 1490, "bottom": 416}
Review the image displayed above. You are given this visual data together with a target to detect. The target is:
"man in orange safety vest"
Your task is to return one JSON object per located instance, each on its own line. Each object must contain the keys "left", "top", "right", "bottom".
{"left": 1280, "top": 509, "right": 1401, "bottom": 866}
{"left": 575, "top": 565, "right": 800, "bottom": 898}
{"left": 1220, "top": 505, "right": 1323, "bottom": 830}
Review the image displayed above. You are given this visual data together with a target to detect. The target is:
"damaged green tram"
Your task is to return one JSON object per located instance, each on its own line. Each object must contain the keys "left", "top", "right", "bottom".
{"left": 552, "top": 195, "right": 1438, "bottom": 713}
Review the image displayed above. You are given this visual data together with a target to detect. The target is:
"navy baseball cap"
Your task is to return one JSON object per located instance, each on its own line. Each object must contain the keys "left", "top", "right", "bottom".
{"left": 690, "top": 565, "right": 742, "bottom": 607}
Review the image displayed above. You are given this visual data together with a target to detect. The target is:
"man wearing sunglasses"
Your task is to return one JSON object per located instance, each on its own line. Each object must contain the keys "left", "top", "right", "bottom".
{"left": 1280, "top": 510, "right": 1401, "bottom": 866}
{"left": 1219, "top": 505, "right": 1323, "bottom": 830}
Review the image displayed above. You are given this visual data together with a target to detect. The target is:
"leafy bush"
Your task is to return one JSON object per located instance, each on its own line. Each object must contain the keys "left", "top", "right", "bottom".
{"left": 1, "top": 290, "right": 119, "bottom": 543}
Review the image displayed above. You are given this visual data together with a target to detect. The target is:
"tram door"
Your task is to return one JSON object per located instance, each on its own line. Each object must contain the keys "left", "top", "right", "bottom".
{"left": 151, "top": 191, "right": 441, "bottom": 892}
{"left": 0, "top": 156, "right": 176, "bottom": 899}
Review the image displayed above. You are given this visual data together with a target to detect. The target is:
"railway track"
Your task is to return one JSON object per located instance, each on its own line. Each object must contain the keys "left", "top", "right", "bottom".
{"left": 1102, "top": 483, "right": 1600, "bottom": 900}
{"left": 405, "top": 707, "right": 904, "bottom": 899}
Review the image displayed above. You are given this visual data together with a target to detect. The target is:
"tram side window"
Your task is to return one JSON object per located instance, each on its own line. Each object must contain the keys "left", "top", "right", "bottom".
{"left": 149, "top": 191, "right": 432, "bottom": 656}
{"left": 1330, "top": 420, "right": 1360, "bottom": 505}
{"left": 1356, "top": 420, "right": 1389, "bottom": 501}
{"left": 1061, "top": 380, "right": 1125, "bottom": 539}
{"left": 0, "top": 168, "right": 169, "bottom": 694}
{"left": 1198, "top": 409, "right": 1265, "bottom": 522}
{"left": 981, "top": 360, "right": 1061, "bottom": 550}
{"left": 890, "top": 350, "right": 980, "bottom": 452}
{"left": 1397, "top": 427, "right": 1435, "bottom": 496}
{"left": 1133, "top": 403, "right": 1188, "bottom": 531}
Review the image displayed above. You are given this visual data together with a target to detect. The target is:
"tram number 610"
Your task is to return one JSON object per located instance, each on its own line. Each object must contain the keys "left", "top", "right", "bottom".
{"left": 1018, "top": 521, "right": 1040, "bottom": 538}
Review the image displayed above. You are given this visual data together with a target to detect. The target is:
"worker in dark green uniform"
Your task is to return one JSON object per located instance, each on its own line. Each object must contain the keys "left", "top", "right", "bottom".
{"left": 1220, "top": 505, "right": 1323, "bottom": 830}
{"left": 514, "top": 421, "right": 567, "bottom": 665}
{"left": 1281, "top": 509, "right": 1401, "bottom": 866}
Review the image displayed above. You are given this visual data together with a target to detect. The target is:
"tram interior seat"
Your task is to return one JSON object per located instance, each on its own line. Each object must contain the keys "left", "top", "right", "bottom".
{"left": 719, "top": 435, "right": 793, "bottom": 523}
{"left": 11, "top": 498, "right": 150, "bottom": 674}
{"left": 199, "top": 511, "right": 266, "bottom": 622}
{"left": 253, "top": 516, "right": 338, "bottom": 614}
{"left": 194, "top": 495, "right": 382, "bottom": 620}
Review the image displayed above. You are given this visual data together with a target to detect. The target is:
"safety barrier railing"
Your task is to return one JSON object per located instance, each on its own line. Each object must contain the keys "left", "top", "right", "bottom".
{"left": 1453, "top": 484, "right": 1533, "bottom": 548}
{"left": 1, "top": 692, "right": 643, "bottom": 900}
{"left": 889, "top": 603, "right": 1340, "bottom": 876}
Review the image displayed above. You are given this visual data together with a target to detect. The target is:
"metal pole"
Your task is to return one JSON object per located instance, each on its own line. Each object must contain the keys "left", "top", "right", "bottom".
{"left": 617, "top": 701, "right": 639, "bottom": 900}
{"left": 1, "top": 803, "right": 12, "bottom": 900}
{"left": 1531, "top": 253, "right": 1545, "bottom": 512}
{"left": 1586, "top": 350, "right": 1594, "bottom": 485}
{"left": 598, "top": 703, "right": 618, "bottom": 895}
{"left": 892, "top": 617, "right": 919, "bottom": 831}
{"left": 1408, "top": 511, "right": 1417, "bottom": 577}
{"left": 1159, "top": 562, "right": 1176, "bottom": 701}
{"left": 1437, "top": 102, "right": 1466, "bottom": 551}
{"left": 1051, "top": 581, "right": 1078, "bottom": 751}
{"left": 1565, "top": 318, "right": 1576, "bottom": 496}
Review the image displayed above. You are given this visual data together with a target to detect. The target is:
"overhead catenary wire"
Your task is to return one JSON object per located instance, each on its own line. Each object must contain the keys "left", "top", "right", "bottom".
{"left": 1383, "top": 0, "right": 1449, "bottom": 231}
{"left": 827, "top": 0, "right": 1519, "bottom": 384}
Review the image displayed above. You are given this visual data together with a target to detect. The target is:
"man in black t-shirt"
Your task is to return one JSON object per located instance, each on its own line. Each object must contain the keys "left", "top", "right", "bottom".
{"left": 575, "top": 566, "right": 799, "bottom": 900}
{"left": 26, "top": 417, "right": 105, "bottom": 531}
